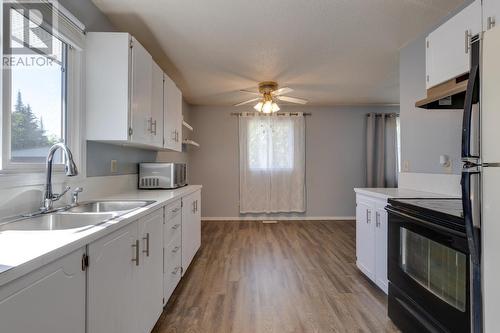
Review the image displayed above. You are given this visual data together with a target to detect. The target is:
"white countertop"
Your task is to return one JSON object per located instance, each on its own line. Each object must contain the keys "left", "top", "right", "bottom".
{"left": 353, "top": 187, "right": 457, "bottom": 200}
{"left": 0, "top": 185, "right": 202, "bottom": 287}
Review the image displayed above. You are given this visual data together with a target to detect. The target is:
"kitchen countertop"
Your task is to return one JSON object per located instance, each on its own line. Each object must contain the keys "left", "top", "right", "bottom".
{"left": 353, "top": 187, "right": 457, "bottom": 200}
{"left": 0, "top": 185, "right": 202, "bottom": 287}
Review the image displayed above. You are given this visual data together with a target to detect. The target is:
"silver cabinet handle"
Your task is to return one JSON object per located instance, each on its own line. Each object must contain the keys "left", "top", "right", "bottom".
{"left": 152, "top": 120, "right": 157, "bottom": 135}
{"left": 375, "top": 212, "right": 380, "bottom": 228}
{"left": 465, "top": 29, "right": 471, "bottom": 54}
{"left": 366, "top": 210, "right": 371, "bottom": 224}
{"left": 171, "top": 266, "right": 181, "bottom": 275}
{"left": 142, "top": 233, "right": 150, "bottom": 257}
{"left": 192, "top": 201, "right": 196, "bottom": 213}
{"left": 172, "top": 246, "right": 180, "bottom": 253}
{"left": 132, "top": 239, "right": 139, "bottom": 266}
{"left": 172, "top": 223, "right": 180, "bottom": 230}
{"left": 147, "top": 117, "right": 153, "bottom": 133}
{"left": 171, "top": 207, "right": 180, "bottom": 213}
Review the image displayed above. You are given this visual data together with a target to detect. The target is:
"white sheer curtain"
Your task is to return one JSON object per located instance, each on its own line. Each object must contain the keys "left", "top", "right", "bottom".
{"left": 239, "top": 113, "right": 306, "bottom": 213}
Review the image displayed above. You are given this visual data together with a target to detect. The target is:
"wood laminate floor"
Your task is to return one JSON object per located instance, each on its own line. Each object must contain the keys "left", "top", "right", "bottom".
{"left": 152, "top": 221, "right": 399, "bottom": 333}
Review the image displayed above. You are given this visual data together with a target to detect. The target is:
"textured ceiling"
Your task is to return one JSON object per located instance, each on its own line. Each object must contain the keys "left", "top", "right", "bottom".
{"left": 92, "top": 0, "right": 464, "bottom": 106}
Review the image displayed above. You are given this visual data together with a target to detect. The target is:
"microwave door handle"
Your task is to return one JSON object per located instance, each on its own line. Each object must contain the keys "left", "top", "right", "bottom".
{"left": 462, "top": 64, "right": 480, "bottom": 160}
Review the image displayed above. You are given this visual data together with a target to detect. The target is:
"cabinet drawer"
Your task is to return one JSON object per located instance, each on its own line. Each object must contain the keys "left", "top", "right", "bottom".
{"left": 163, "top": 238, "right": 182, "bottom": 303}
{"left": 165, "top": 200, "right": 182, "bottom": 221}
{"left": 164, "top": 212, "right": 181, "bottom": 246}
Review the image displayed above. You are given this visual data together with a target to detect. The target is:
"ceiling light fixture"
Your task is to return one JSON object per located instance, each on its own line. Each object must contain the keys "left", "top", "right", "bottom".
{"left": 253, "top": 93, "right": 280, "bottom": 113}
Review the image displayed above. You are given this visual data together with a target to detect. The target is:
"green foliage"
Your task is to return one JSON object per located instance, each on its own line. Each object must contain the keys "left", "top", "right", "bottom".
{"left": 11, "top": 91, "right": 57, "bottom": 149}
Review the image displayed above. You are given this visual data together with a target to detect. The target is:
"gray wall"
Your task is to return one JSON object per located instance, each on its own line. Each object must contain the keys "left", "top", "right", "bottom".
{"left": 399, "top": 0, "right": 474, "bottom": 175}
{"left": 188, "top": 105, "right": 399, "bottom": 218}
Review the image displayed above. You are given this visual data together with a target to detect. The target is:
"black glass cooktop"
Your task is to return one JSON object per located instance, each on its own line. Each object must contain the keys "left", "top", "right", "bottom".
{"left": 391, "top": 198, "right": 463, "bottom": 219}
{"left": 387, "top": 198, "right": 465, "bottom": 232}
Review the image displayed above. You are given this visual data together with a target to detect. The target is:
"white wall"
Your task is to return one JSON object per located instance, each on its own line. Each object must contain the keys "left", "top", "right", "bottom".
{"left": 188, "top": 105, "right": 399, "bottom": 219}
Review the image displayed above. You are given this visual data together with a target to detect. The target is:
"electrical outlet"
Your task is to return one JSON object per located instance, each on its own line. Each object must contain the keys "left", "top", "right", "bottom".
{"left": 403, "top": 160, "right": 410, "bottom": 172}
{"left": 110, "top": 160, "right": 118, "bottom": 173}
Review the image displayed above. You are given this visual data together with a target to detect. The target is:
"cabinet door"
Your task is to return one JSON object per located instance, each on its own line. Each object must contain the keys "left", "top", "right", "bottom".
{"left": 483, "top": 0, "right": 500, "bottom": 31}
{"left": 151, "top": 62, "right": 164, "bottom": 148}
{"left": 374, "top": 206, "right": 388, "bottom": 294}
{"left": 0, "top": 248, "right": 86, "bottom": 333}
{"left": 426, "top": 0, "right": 481, "bottom": 88}
{"left": 355, "top": 200, "right": 375, "bottom": 280}
{"left": 163, "top": 73, "right": 182, "bottom": 152}
{"left": 164, "top": 201, "right": 182, "bottom": 303}
{"left": 181, "top": 190, "right": 201, "bottom": 275}
{"left": 137, "top": 209, "right": 164, "bottom": 333}
{"left": 130, "top": 37, "right": 153, "bottom": 145}
{"left": 88, "top": 222, "right": 138, "bottom": 333}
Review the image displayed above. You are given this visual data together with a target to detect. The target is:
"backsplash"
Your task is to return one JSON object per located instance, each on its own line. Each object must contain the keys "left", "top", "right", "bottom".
{"left": 86, "top": 141, "right": 157, "bottom": 177}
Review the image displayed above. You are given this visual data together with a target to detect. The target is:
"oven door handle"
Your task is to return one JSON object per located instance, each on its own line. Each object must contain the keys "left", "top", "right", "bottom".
{"left": 385, "top": 206, "right": 465, "bottom": 238}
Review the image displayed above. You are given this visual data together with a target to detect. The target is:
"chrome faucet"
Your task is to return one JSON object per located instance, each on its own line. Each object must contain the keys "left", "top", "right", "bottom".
{"left": 42, "top": 143, "right": 78, "bottom": 212}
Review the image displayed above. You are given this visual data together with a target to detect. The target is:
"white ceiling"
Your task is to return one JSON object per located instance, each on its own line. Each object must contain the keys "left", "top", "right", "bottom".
{"left": 92, "top": 0, "right": 464, "bottom": 106}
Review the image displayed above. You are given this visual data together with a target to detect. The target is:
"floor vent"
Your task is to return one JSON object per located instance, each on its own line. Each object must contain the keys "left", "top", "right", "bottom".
{"left": 262, "top": 220, "right": 278, "bottom": 224}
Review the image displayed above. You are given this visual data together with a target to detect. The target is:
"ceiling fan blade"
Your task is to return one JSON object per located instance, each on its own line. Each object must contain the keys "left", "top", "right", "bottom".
{"left": 234, "top": 97, "right": 261, "bottom": 107}
{"left": 272, "top": 87, "right": 294, "bottom": 96}
{"left": 239, "top": 89, "right": 261, "bottom": 95}
{"left": 277, "top": 96, "right": 308, "bottom": 104}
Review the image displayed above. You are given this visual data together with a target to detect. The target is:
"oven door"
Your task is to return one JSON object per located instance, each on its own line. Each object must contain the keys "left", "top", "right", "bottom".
{"left": 387, "top": 207, "right": 470, "bottom": 333}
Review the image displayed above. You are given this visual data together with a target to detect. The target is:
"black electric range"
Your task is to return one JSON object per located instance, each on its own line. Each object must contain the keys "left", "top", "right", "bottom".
{"left": 386, "top": 197, "right": 471, "bottom": 333}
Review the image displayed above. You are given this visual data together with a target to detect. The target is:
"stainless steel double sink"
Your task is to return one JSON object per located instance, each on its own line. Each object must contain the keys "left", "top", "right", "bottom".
{"left": 0, "top": 200, "right": 156, "bottom": 232}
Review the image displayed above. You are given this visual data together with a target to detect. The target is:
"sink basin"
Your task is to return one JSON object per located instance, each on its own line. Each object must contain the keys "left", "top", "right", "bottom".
{"left": 0, "top": 213, "right": 116, "bottom": 231}
{"left": 65, "top": 200, "right": 155, "bottom": 214}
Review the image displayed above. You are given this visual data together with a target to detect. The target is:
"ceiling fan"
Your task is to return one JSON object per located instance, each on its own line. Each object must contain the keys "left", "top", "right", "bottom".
{"left": 234, "top": 81, "right": 308, "bottom": 113}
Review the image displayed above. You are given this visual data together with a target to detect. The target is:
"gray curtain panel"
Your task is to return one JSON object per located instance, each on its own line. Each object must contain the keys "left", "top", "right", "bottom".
{"left": 366, "top": 113, "right": 398, "bottom": 188}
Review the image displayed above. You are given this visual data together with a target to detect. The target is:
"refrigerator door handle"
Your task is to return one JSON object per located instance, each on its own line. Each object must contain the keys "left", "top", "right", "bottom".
{"left": 462, "top": 63, "right": 480, "bottom": 160}
{"left": 461, "top": 169, "right": 481, "bottom": 263}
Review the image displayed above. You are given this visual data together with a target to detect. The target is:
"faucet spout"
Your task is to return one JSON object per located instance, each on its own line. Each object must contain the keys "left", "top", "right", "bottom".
{"left": 43, "top": 143, "right": 78, "bottom": 211}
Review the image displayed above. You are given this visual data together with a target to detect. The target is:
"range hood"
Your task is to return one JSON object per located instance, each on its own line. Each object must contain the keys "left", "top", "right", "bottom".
{"left": 415, "top": 74, "right": 469, "bottom": 109}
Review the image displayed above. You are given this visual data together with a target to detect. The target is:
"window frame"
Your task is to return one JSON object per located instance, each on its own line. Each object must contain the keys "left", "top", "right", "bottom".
{"left": 0, "top": 1, "right": 85, "bottom": 181}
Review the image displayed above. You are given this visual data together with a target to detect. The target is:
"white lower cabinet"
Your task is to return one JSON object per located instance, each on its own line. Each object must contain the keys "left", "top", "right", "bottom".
{"left": 163, "top": 199, "right": 183, "bottom": 303}
{"left": 181, "top": 190, "right": 201, "bottom": 275}
{"left": 87, "top": 208, "right": 163, "bottom": 333}
{"left": 355, "top": 194, "right": 388, "bottom": 294}
{"left": 0, "top": 248, "right": 86, "bottom": 333}
{"left": 0, "top": 188, "right": 202, "bottom": 333}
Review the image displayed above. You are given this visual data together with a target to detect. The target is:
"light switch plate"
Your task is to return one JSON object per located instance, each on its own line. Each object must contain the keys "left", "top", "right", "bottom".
{"left": 110, "top": 160, "right": 118, "bottom": 173}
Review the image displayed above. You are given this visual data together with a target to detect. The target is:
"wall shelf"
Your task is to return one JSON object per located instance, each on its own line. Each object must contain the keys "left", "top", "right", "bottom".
{"left": 182, "top": 139, "right": 200, "bottom": 147}
{"left": 182, "top": 120, "right": 193, "bottom": 131}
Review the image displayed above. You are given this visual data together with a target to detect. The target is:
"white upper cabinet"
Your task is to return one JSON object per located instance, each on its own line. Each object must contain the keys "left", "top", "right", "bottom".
{"left": 86, "top": 32, "right": 157, "bottom": 148}
{"left": 151, "top": 62, "right": 165, "bottom": 148}
{"left": 483, "top": 0, "right": 500, "bottom": 31}
{"left": 163, "top": 73, "right": 183, "bottom": 152}
{"left": 425, "top": 0, "right": 481, "bottom": 89}
{"left": 130, "top": 37, "right": 153, "bottom": 145}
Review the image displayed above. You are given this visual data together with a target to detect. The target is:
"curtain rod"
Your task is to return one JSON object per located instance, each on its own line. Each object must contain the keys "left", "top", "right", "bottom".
{"left": 231, "top": 112, "right": 312, "bottom": 116}
{"left": 366, "top": 113, "right": 399, "bottom": 117}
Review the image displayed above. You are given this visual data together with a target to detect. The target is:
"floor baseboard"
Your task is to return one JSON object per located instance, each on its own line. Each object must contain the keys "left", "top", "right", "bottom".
{"left": 202, "top": 216, "right": 356, "bottom": 221}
